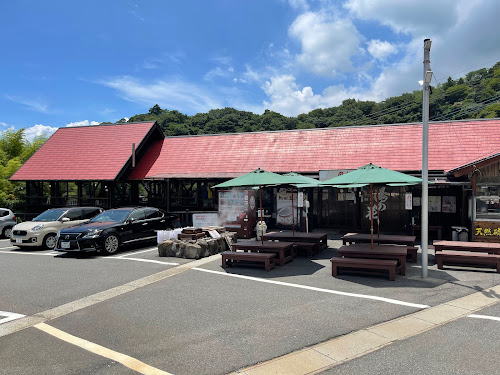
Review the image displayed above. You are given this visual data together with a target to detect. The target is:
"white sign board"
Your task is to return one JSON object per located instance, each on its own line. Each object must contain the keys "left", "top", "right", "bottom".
{"left": 297, "top": 192, "right": 304, "bottom": 207}
{"left": 276, "top": 189, "right": 298, "bottom": 225}
{"left": 405, "top": 192, "right": 413, "bottom": 210}
{"left": 192, "top": 213, "right": 219, "bottom": 228}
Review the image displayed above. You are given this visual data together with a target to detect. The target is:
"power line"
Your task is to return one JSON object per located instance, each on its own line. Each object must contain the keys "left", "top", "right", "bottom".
{"left": 434, "top": 56, "right": 500, "bottom": 83}
{"left": 431, "top": 93, "right": 500, "bottom": 121}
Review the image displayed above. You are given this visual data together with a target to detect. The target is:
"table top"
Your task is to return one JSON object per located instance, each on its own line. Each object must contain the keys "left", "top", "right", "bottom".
{"left": 232, "top": 241, "right": 295, "bottom": 250}
{"left": 338, "top": 244, "right": 408, "bottom": 256}
{"left": 264, "top": 231, "right": 327, "bottom": 240}
{"left": 433, "top": 241, "right": 500, "bottom": 250}
{"left": 342, "top": 233, "right": 416, "bottom": 243}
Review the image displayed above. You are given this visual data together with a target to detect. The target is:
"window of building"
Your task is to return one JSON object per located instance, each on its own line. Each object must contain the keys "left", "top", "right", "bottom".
{"left": 476, "top": 183, "right": 500, "bottom": 220}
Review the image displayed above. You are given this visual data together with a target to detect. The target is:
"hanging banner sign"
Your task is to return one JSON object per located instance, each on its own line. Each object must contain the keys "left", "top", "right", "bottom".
{"left": 297, "top": 192, "right": 304, "bottom": 207}
{"left": 405, "top": 192, "right": 413, "bottom": 210}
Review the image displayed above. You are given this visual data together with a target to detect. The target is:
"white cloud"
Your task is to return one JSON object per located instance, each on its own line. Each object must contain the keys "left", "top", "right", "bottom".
{"left": 142, "top": 57, "right": 164, "bottom": 70}
{"left": 24, "top": 124, "right": 58, "bottom": 142}
{"left": 344, "top": 0, "right": 460, "bottom": 35}
{"left": 289, "top": 11, "right": 363, "bottom": 76}
{"left": 255, "top": 0, "right": 500, "bottom": 117}
{"left": 99, "top": 76, "right": 222, "bottom": 114}
{"left": 262, "top": 74, "right": 356, "bottom": 116}
{"left": 5, "top": 95, "right": 49, "bottom": 113}
{"left": 0, "top": 122, "right": 8, "bottom": 127}
{"left": 66, "top": 120, "right": 100, "bottom": 127}
{"left": 287, "top": 0, "right": 309, "bottom": 11}
{"left": 203, "top": 66, "right": 234, "bottom": 81}
{"left": 367, "top": 40, "right": 397, "bottom": 60}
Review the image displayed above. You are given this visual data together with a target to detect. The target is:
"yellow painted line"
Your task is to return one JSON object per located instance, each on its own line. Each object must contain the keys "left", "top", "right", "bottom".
{"left": 35, "top": 323, "right": 171, "bottom": 375}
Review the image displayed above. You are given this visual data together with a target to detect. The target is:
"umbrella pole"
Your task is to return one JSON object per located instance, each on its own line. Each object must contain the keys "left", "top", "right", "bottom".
{"left": 370, "top": 183, "right": 374, "bottom": 249}
{"left": 259, "top": 185, "right": 264, "bottom": 245}
{"left": 377, "top": 187, "right": 380, "bottom": 238}
{"left": 292, "top": 186, "right": 295, "bottom": 235}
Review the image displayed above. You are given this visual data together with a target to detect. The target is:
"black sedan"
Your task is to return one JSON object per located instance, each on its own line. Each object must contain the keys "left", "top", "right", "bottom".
{"left": 54, "top": 207, "right": 179, "bottom": 255}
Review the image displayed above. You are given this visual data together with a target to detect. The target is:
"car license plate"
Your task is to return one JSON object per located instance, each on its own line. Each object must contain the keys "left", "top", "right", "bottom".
{"left": 16, "top": 238, "right": 22, "bottom": 244}
{"left": 61, "top": 241, "right": 70, "bottom": 249}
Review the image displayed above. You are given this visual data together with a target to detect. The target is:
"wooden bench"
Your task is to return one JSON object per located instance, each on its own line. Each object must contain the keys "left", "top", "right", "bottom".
{"left": 435, "top": 251, "right": 500, "bottom": 272}
{"left": 407, "top": 246, "right": 418, "bottom": 263}
{"left": 221, "top": 251, "right": 276, "bottom": 272}
{"left": 293, "top": 242, "right": 319, "bottom": 257}
{"left": 330, "top": 257, "right": 397, "bottom": 281}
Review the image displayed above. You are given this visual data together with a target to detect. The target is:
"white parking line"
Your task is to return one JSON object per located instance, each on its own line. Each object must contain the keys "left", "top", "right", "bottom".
{"left": 105, "top": 257, "right": 179, "bottom": 266}
{"left": 0, "top": 250, "right": 54, "bottom": 256}
{"left": 468, "top": 314, "right": 500, "bottom": 322}
{"left": 0, "top": 311, "right": 26, "bottom": 324}
{"left": 115, "top": 247, "right": 158, "bottom": 258}
{"left": 193, "top": 268, "right": 429, "bottom": 309}
{"left": 0, "top": 246, "right": 21, "bottom": 251}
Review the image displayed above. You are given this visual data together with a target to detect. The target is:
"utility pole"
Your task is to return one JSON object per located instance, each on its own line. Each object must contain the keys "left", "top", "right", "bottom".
{"left": 421, "top": 38, "right": 432, "bottom": 278}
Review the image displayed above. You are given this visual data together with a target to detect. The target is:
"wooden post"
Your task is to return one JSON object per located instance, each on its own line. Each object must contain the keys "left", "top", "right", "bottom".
{"left": 377, "top": 187, "right": 380, "bottom": 238}
{"left": 259, "top": 185, "right": 264, "bottom": 245}
{"left": 291, "top": 186, "right": 295, "bottom": 235}
{"left": 370, "top": 183, "right": 374, "bottom": 249}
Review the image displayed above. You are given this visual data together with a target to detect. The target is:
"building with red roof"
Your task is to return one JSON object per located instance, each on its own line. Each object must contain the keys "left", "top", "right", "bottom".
{"left": 10, "top": 118, "right": 500, "bottom": 237}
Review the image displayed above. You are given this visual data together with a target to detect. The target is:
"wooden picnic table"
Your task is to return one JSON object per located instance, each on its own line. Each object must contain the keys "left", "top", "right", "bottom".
{"left": 263, "top": 231, "right": 328, "bottom": 250}
{"left": 337, "top": 244, "right": 407, "bottom": 276}
{"left": 433, "top": 240, "right": 500, "bottom": 254}
{"left": 411, "top": 225, "right": 443, "bottom": 240}
{"left": 342, "top": 233, "right": 416, "bottom": 247}
{"left": 232, "top": 240, "right": 295, "bottom": 266}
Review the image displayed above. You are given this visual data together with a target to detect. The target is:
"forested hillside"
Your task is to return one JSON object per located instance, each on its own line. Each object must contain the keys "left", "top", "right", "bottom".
{"left": 119, "top": 61, "right": 500, "bottom": 136}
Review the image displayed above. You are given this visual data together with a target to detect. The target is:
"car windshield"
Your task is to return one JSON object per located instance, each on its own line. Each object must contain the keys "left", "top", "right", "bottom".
{"left": 90, "top": 209, "right": 132, "bottom": 223}
{"left": 32, "top": 209, "right": 67, "bottom": 222}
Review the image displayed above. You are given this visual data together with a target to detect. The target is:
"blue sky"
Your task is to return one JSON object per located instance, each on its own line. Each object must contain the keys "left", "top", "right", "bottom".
{"left": 2, "top": 0, "right": 500, "bottom": 141}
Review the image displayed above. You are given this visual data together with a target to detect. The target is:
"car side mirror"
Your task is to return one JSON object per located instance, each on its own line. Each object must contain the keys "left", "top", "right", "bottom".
{"left": 61, "top": 217, "right": 70, "bottom": 222}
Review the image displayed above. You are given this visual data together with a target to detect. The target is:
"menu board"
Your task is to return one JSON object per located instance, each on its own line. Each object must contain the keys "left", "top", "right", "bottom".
{"left": 429, "top": 196, "right": 442, "bottom": 213}
{"left": 442, "top": 196, "right": 456, "bottom": 213}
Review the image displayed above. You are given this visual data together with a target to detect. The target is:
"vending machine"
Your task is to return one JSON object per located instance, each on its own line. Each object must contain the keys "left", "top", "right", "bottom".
{"left": 218, "top": 189, "right": 257, "bottom": 239}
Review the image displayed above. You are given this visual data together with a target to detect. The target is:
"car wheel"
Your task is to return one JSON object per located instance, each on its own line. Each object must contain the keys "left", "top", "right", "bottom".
{"left": 43, "top": 233, "right": 57, "bottom": 249}
{"left": 2, "top": 226, "right": 12, "bottom": 238}
{"left": 102, "top": 234, "right": 120, "bottom": 255}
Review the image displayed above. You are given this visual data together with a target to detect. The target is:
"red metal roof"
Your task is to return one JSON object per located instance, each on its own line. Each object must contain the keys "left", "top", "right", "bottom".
{"left": 129, "top": 119, "right": 500, "bottom": 179}
{"left": 11, "top": 122, "right": 156, "bottom": 181}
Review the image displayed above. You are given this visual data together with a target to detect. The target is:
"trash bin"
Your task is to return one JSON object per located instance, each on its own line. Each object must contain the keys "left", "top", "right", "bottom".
{"left": 255, "top": 221, "right": 267, "bottom": 241}
{"left": 451, "top": 226, "right": 469, "bottom": 241}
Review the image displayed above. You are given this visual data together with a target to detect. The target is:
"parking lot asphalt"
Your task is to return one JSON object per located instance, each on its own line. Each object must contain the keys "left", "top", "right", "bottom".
{"left": 1, "top": 237, "right": 500, "bottom": 375}
{"left": 0, "top": 242, "right": 181, "bottom": 316}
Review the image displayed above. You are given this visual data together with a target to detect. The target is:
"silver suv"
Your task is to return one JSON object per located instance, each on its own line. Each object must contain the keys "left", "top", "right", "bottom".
{"left": 0, "top": 208, "right": 16, "bottom": 238}
{"left": 11, "top": 207, "right": 103, "bottom": 249}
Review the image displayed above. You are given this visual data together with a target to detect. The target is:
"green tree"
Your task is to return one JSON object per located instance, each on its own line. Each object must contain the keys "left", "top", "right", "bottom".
{"left": 149, "top": 104, "right": 163, "bottom": 116}
{"left": 0, "top": 129, "right": 47, "bottom": 210}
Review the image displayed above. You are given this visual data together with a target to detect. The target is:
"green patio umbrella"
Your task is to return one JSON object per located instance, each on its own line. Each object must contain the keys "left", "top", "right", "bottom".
{"left": 214, "top": 169, "right": 300, "bottom": 244}
{"left": 283, "top": 172, "right": 320, "bottom": 188}
{"left": 320, "top": 163, "right": 422, "bottom": 248}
